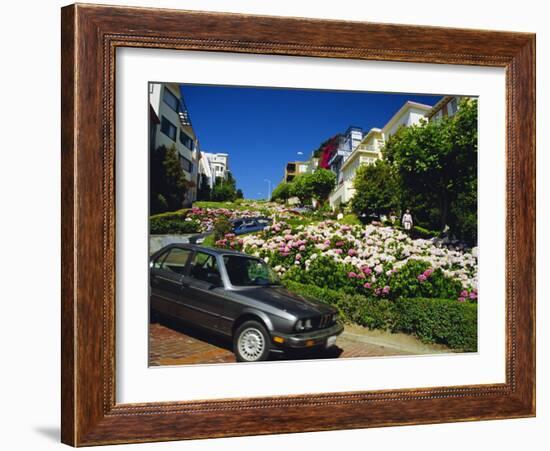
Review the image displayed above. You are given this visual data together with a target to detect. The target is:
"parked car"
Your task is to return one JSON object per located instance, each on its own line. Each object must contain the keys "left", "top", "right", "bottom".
{"left": 231, "top": 217, "right": 271, "bottom": 235}
{"left": 150, "top": 244, "right": 344, "bottom": 362}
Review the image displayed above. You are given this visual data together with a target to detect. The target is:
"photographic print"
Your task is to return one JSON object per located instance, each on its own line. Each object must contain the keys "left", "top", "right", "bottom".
{"left": 148, "top": 83, "right": 478, "bottom": 366}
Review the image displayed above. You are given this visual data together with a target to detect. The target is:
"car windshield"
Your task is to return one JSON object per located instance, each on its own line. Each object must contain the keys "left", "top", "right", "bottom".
{"left": 223, "top": 255, "right": 281, "bottom": 287}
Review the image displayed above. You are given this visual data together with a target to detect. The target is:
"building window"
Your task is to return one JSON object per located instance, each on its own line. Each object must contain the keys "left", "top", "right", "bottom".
{"left": 448, "top": 98, "right": 458, "bottom": 116}
{"left": 179, "top": 130, "right": 194, "bottom": 150}
{"left": 160, "top": 116, "right": 177, "bottom": 141}
{"left": 179, "top": 156, "right": 193, "bottom": 173}
{"left": 163, "top": 88, "right": 179, "bottom": 112}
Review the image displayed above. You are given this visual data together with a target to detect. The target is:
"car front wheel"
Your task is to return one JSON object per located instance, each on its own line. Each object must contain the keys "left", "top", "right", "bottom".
{"left": 234, "top": 320, "right": 271, "bottom": 362}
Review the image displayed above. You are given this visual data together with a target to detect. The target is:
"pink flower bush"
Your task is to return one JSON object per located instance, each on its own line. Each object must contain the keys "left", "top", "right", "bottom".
{"left": 211, "top": 207, "right": 478, "bottom": 301}
{"left": 423, "top": 268, "right": 434, "bottom": 277}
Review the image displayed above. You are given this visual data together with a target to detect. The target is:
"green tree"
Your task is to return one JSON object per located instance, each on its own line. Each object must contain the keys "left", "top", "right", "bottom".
{"left": 289, "top": 173, "right": 313, "bottom": 204}
{"left": 307, "top": 169, "right": 336, "bottom": 206}
{"left": 197, "top": 177, "right": 212, "bottom": 201}
{"left": 384, "top": 98, "right": 478, "bottom": 243}
{"left": 288, "top": 169, "right": 336, "bottom": 206}
{"left": 150, "top": 144, "right": 189, "bottom": 214}
{"left": 271, "top": 182, "right": 292, "bottom": 202}
{"left": 211, "top": 175, "right": 239, "bottom": 202}
{"left": 351, "top": 160, "right": 400, "bottom": 217}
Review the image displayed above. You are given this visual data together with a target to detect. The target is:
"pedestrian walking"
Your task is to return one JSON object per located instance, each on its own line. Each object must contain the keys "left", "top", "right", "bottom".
{"left": 402, "top": 209, "right": 413, "bottom": 232}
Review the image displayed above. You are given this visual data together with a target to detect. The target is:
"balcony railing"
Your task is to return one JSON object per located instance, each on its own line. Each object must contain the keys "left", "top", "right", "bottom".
{"left": 356, "top": 144, "right": 380, "bottom": 153}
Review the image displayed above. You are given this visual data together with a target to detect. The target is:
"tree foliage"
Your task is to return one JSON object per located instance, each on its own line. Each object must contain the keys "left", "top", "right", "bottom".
{"left": 271, "top": 182, "right": 292, "bottom": 202}
{"left": 289, "top": 173, "right": 313, "bottom": 204}
{"left": 308, "top": 169, "right": 336, "bottom": 204}
{"left": 211, "top": 173, "right": 240, "bottom": 202}
{"left": 150, "top": 144, "right": 189, "bottom": 214}
{"left": 351, "top": 160, "right": 400, "bottom": 217}
{"left": 288, "top": 169, "right": 336, "bottom": 206}
{"left": 384, "top": 98, "right": 478, "bottom": 244}
{"left": 196, "top": 176, "right": 212, "bottom": 201}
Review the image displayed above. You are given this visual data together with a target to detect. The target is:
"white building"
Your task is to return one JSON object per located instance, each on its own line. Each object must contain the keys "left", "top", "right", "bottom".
{"left": 427, "top": 95, "right": 466, "bottom": 121}
{"left": 328, "top": 101, "right": 432, "bottom": 209}
{"left": 198, "top": 152, "right": 230, "bottom": 188}
{"left": 149, "top": 82, "right": 199, "bottom": 206}
{"left": 381, "top": 101, "right": 432, "bottom": 137}
{"left": 328, "top": 126, "right": 365, "bottom": 186}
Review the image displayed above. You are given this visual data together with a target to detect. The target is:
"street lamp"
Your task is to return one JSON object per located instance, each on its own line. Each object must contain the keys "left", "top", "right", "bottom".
{"left": 264, "top": 179, "right": 272, "bottom": 201}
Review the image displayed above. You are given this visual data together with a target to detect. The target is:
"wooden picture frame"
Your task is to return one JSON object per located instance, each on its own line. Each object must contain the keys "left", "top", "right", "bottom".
{"left": 61, "top": 3, "right": 535, "bottom": 446}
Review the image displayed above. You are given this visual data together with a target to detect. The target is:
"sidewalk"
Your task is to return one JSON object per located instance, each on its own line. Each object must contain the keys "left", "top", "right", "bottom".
{"left": 149, "top": 320, "right": 451, "bottom": 366}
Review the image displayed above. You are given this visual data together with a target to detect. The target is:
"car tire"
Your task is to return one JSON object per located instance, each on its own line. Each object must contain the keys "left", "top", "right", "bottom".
{"left": 233, "top": 320, "right": 271, "bottom": 362}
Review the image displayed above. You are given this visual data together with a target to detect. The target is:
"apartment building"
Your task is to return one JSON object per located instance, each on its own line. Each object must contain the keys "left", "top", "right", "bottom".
{"left": 327, "top": 126, "right": 365, "bottom": 186}
{"left": 198, "top": 152, "right": 230, "bottom": 188}
{"left": 328, "top": 101, "right": 432, "bottom": 209}
{"left": 427, "top": 95, "right": 470, "bottom": 121}
{"left": 149, "top": 82, "right": 199, "bottom": 206}
{"left": 284, "top": 160, "right": 310, "bottom": 183}
{"left": 329, "top": 128, "right": 385, "bottom": 207}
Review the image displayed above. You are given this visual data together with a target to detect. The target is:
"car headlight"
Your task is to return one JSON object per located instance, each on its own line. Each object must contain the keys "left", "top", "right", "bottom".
{"left": 332, "top": 313, "right": 338, "bottom": 323}
{"left": 296, "top": 319, "right": 313, "bottom": 331}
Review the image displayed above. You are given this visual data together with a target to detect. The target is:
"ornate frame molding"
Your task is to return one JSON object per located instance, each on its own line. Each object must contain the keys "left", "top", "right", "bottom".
{"left": 61, "top": 4, "right": 535, "bottom": 446}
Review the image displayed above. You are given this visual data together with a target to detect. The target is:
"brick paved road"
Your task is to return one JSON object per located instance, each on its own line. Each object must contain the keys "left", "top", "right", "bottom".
{"left": 149, "top": 318, "right": 414, "bottom": 366}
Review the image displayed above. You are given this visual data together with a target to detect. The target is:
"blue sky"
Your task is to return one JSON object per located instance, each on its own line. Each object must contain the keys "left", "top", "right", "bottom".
{"left": 180, "top": 84, "right": 442, "bottom": 200}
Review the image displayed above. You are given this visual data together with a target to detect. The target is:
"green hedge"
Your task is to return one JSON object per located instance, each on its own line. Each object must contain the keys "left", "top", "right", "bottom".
{"left": 283, "top": 280, "right": 396, "bottom": 330}
{"left": 393, "top": 297, "right": 477, "bottom": 351}
{"left": 283, "top": 281, "right": 477, "bottom": 351}
{"left": 150, "top": 214, "right": 201, "bottom": 234}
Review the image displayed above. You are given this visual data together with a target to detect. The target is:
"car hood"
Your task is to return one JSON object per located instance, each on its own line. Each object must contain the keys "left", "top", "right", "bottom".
{"left": 236, "top": 286, "right": 335, "bottom": 317}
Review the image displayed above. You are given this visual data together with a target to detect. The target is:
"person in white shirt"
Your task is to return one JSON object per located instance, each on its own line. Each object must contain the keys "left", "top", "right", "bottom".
{"left": 402, "top": 209, "right": 413, "bottom": 231}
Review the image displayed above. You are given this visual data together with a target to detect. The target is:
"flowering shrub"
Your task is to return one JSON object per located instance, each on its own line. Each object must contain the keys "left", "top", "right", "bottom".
{"left": 186, "top": 206, "right": 260, "bottom": 232}
{"left": 215, "top": 219, "right": 478, "bottom": 301}
{"left": 183, "top": 202, "right": 303, "bottom": 232}
{"left": 386, "top": 259, "right": 464, "bottom": 300}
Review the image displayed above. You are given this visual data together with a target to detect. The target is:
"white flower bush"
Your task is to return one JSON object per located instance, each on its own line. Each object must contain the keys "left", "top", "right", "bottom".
{"left": 218, "top": 219, "right": 478, "bottom": 294}
{"left": 187, "top": 201, "right": 299, "bottom": 232}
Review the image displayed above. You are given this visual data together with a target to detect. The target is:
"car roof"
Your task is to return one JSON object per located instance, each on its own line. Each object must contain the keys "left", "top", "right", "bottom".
{"left": 160, "top": 243, "right": 254, "bottom": 258}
